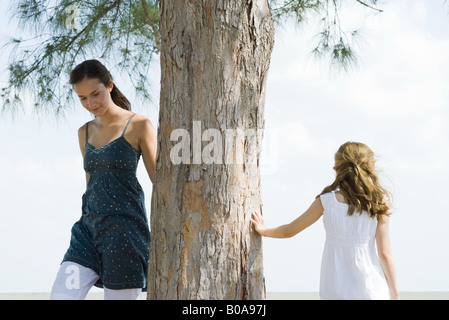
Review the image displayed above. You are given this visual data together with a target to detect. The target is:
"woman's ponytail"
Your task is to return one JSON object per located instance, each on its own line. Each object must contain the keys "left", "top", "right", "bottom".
{"left": 110, "top": 83, "right": 131, "bottom": 111}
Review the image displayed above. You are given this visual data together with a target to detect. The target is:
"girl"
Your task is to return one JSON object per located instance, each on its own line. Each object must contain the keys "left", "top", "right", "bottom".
{"left": 251, "top": 142, "right": 399, "bottom": 300}
{"left": 50, "top": 59, "right": 157, "bottom": 300}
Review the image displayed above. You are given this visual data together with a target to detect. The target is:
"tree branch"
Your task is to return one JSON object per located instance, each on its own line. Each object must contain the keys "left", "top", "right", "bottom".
{"left": 63, "top": 0, "right": 123, "bottom": 52}
{"left": 355, "top": 0, "right": 383, "bottom": 13}
{"left": 141, "top": 0, "right": 161, "bottom": 53}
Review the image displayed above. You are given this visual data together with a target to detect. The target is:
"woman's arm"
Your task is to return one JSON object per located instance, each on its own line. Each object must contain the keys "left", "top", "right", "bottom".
{"left": 138, "top": 117, "right": 157, "bottom": 183}
{"left": 376, "top": 214, "right": 400, "bottom": 300}
{"left": 78, "top": 124, "right": 89, "bottom": 184}
{"left": 251, "top": 198, "right": 323, "bottom": 238}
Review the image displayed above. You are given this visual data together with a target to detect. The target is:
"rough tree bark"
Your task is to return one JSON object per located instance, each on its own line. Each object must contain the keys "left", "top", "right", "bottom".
{"left": 147, "top": 0, "right": 275, "bottom": 299}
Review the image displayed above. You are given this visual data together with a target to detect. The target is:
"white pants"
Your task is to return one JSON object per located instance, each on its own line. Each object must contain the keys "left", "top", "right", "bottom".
{"left": 50, "top": 261, "right": 142, "bottom": 300}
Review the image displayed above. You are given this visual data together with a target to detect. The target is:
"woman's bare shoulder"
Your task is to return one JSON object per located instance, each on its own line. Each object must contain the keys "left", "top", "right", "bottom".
{"left": 131, "top": 113, "right": 152, "bottom": 124}
{"left": 130, "top": 113, "right": 155, "bottom": 132}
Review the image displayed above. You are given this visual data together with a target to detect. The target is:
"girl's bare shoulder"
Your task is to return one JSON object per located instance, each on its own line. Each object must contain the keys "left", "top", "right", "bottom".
{"left": 334, "top": 191, "right": 348, "bottom": 204}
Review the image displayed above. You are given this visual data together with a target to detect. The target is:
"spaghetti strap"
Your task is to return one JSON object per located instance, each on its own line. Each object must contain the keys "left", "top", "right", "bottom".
{"left": 85, "top": 122, "right": 89, "bottom": 147}
{"left": 122, "top": 113, "right": 136, "bottom": 136}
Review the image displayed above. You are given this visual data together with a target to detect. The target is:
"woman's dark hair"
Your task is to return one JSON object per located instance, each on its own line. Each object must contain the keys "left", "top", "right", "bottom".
{"left": 70, "top": 59, "right": 131, "bottom": 111}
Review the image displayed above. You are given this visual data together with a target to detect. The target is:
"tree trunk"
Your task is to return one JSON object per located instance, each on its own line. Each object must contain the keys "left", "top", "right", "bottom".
{"left": 147, "top": 0, "right": 274, "bottom": 299}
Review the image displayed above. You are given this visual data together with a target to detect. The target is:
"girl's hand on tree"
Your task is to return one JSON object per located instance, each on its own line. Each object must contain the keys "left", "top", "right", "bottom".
{"left": 251, "top": 211, "right": 267, "bottom": 236}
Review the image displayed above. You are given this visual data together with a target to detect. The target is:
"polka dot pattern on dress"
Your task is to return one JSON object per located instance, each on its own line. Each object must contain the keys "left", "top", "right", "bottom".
{"left": 62, "top": 114, "right": 150, "bottom": 291}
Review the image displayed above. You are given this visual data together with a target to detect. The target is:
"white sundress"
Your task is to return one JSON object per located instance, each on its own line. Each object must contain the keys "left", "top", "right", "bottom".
{"left": 319, "top": 191, "right": 390, "bottom": 300}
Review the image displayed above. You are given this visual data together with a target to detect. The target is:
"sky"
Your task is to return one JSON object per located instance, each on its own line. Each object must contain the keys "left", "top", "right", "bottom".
{"left": 0, "top": 0, "right": 448, "bottom": 293}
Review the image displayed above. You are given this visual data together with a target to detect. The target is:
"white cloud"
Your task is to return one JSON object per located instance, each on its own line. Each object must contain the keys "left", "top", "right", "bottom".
{"left": 273, "top": 121, "right": 337, "bottom": 160}
{"left": 343, "top": 74, "right": 448, "bottom": 116}
{"left": 333, "top": 1, "right": 449, "bottom": 117}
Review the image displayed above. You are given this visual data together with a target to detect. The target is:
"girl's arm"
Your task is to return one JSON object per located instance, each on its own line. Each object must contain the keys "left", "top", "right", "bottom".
{"left": 251, "top": 198, "right": 323, "bottom": 238}
{"left": 376, "top": 214, "right": 400, "bottom": 300}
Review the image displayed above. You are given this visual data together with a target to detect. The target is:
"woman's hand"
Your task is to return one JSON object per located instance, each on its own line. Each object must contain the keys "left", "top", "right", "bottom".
{"left": 251, "top": 211, "right": 268, "bottom": 236}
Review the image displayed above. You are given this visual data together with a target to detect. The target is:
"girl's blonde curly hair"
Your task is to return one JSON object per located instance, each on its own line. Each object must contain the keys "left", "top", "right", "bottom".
{"left": 317, "top": 142, "right": 392, "bottom": 218}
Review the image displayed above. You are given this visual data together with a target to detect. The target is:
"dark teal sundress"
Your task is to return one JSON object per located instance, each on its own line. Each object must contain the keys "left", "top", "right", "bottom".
{"left": 62, "top": 114, "right": 150, "bottom": 290}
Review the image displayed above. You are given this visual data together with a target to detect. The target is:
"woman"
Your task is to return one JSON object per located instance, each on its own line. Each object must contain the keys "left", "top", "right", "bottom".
{"left": 50, "top": 59, "right": 157, "bottom": 300}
